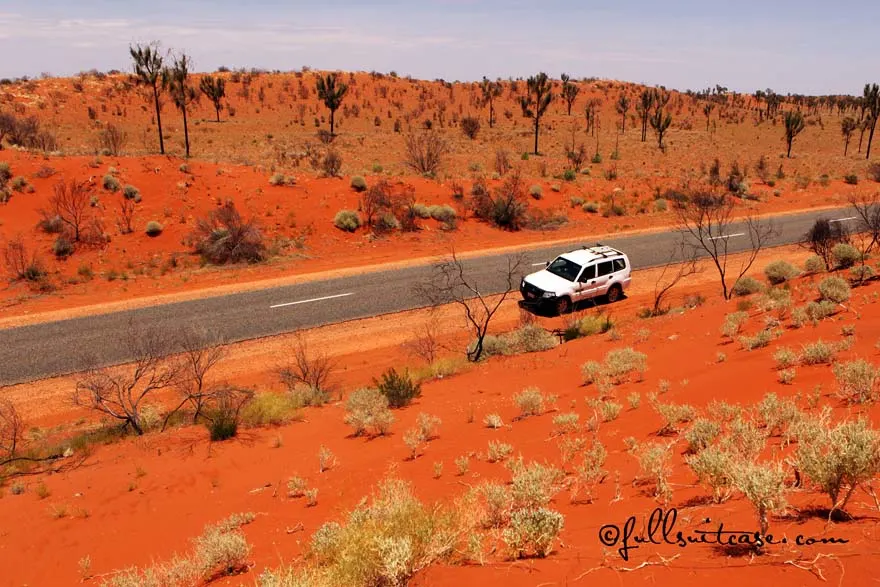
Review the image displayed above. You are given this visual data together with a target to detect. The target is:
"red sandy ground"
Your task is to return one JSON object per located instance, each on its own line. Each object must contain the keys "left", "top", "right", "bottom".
{"left": 2, "top": 251, "right": 880, "bottom": 586}
{"left": 1, "top": 71, "right": 878, "bottom": 322}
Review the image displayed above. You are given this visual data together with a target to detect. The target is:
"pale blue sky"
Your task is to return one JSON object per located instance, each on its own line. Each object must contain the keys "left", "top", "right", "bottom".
{"left": 0, "top": 0, "right": 875, "bottom": 94}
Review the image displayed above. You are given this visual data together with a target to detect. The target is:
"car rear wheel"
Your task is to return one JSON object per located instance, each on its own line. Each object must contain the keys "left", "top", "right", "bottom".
{"left": 606, "top": 284, "right": 623, "bottom": 303}
{"left": 555, "top": 296, "right": 572, "bottom": 315}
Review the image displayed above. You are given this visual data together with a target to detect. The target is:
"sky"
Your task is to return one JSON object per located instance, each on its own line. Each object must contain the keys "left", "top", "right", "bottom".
{"left": 0, "top": 0, "right": 875, "bottom": 95}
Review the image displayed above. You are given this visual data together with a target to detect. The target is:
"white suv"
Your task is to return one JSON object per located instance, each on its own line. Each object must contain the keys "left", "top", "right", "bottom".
{"left": 520, "top": 245, "right": 632, "bottom": 314}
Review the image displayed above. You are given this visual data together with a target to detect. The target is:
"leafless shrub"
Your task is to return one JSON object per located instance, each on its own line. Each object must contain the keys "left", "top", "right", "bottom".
{"left": 3, "top": 235, "right": 45, "bottom": 281}
{"left": 163, "top": 328, "right": 228, "bottom": 428}
{"left": 96, "top": 124, "right": 128, "bottom": 156}
{"left": 360, "top": 179, "right": 393, "bottom": 228}
{"left": 277, "top": 334, "right": 337, "bottom": 397}
{"left": 494, "top": 149, "right": 511, "bottom": 175}
{"left": 0, "top": 399, "right": 24, "bottom": 464}
{"left": 190, "top": 201, "right": 267, "bottom": 264}
{"left": 49, "top": 179, "right": 91, "bottom": 243}
{"left": 403, "top": 130, "right": 449, "bottom": 176}
{"left": 117, "top": 198, "right": 135, "bottom": 234}
{"left": 403, "top": 319, "right": 441, "bottom": 363}
{"left": 73, "top": 321, "right": 180, "bottom": 435}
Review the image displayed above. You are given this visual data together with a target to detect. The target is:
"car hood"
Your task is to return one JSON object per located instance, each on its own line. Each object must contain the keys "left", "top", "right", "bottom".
{"left": 524, "top": 270, "right": 574, "bottom": 295}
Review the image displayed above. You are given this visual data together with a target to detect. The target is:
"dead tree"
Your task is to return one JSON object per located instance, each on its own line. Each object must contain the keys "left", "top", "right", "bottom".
{"left": 675, "top": 191, "right": 776, "bottom": 300}
{"left": 74, "top": 321, "right": 180, "bottom": 435}
{"left": 0, "top": 399, "right": 23, "bottom": 465}
{"left": 803, "top": 218, "right": 849, "bottom": 269}
{"left": 162, "top": 327, "right": 227, "bottom": 429}
{"left": 848, "top": 193, "right": 880, "bottom": 280}
{"left": 650, "top": 242, "right": 701, "bottom": 316}
{"left": 277, "top": 333, "right": 337, "bottom": 396}
{"left": 118, "top": 198, "right": 135, "bottom": 234}
{"left": 50, "top": 179, "right": 90, "bottom": 242}
{"left": 415, "top": 249, "right": 524, "bottom": 362}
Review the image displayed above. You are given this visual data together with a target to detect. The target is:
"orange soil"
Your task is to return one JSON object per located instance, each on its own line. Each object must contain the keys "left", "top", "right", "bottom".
{"left": 2, "top": 72, "right": 877, "bottom": 321}
{"left": 3, "top": 251, "right": 880, "bottom": 585}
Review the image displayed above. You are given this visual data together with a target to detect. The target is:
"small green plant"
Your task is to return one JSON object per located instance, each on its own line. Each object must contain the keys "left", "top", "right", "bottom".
{"left": 333, "top": 209, "right": 360, "bottom": 232}
{"left": 350, "top": 175, "right": 367, "bottom": 191}
{"left": 318, "top": 445, "right": 336, "bottom": 472}
{"left": 732, "top": 276, "right": 764, "bottom": 296}
{"left": 373, "top": 368, "right": 421, "bottom": 408}
{"left": 732, "top": 460, "right": 787, "bottom": 539}
{"left": 832, "top": 244, "right": 860, "bottom": 269}
{"left": 773, "top": 347, "right": 798, "bottom": 368}
{"left": 764, "top": 260, "right": 799, "bottom": 284}
{"left": 686, "top": 446, "right": 735, "bottom": 503}
{"left": 654, "top": 401, "right": 697, "bottom": 435}
{"left": 721, "top": 311, "right": 749, "bottom": 338}
{"left": 103, "top": 174, "right": 120, "bottom": 191}
{"left": 145, "top": 220, "right": 163, "bottom": 236}
{"left": 778, "top": 368, "right": 796, "bottom": 384}
{"left": 804, "top": 255, "right": 826, "bottom": 273}
{"left": 637, "top": 442, "right": 674, "bottom": 502}
{"left": 455, "top": 455, "right": 470, "bottom": 475}
{"left": 486, "top": 440, "right": 514, "bottom": 463}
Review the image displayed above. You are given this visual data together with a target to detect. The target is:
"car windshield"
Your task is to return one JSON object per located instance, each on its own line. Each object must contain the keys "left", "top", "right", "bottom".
{"left": 545, "top": 257, "right": 582, "bottom": 281}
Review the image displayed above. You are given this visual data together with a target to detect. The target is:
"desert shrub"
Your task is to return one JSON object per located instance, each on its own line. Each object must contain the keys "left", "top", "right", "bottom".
{"left": 685, "top": 418, "right": 721, "bottom": 453}
{"left": 653, "top": 198, "right": 668, "bottom": 212}
{"left": 470, "top": 171, "right": 529, "bottom": 230}
{"left": 832, "top": 243, "right": 860, "bottom": 269}
{"left": 562, "top": 314, "right": 614, "bottom": 341}
{"left": 344, "top": 388, "right": 394, "bottom": 436}
{"left": 203, "top": 389, "right": 253, "bottom": 441}
{"left": 477, "top": 482, "right": 512, "bottom": 527}
{"left": 53, "top": 235, "right": 74, "bottom": 258}
{"left": 720, "top": 311, "right": 749, "bottom": 338}
{"left": 460, "top": 116, "right": 480, "bottom": 139}
{"left": 122, "top": 185, "right": 140, "bottom": 200}
{"left": 803, "top": 255, "right": 826, "bottom": 273}
{"left": 412, "top": 203, "right": 431, "bottom": 219}
{"left": 10, "top": 176, "right": 27, "bottom": 192}
{"left": 804, "top": 300, "right": 837, "bottom": 322}
{"left": 486, "top": 440, "right": 514, "bottom": 463}
{"left": 795, "top": 417, "right": 880, "bottom": 515}
{"left": 580, "top": 361, "right": 602, "bottom": 385}
{"left": 321, "top": 150, "right": 343, "bottom": 177}
{"left": 514, "top": 387, "right": 546, "bottom": 418}
{"left": 552, "top": 412, "right": 579, "bottom": 434}
{"left": 508, "top": 459, "right": 563, "bottom": 509}
{"left": 654, "top": 402, "right": 696, "bottom": 435}
{"left": 732, "top": 460, "right": 787, "bottom": 538}
{"left": 304, "top": 477, "right": 456, "bottom": 586}
{"left": 754, "top": 392, "right": 800, "bottom": 436}
{"left": 844, "top": 174, "right": 859, "bottom": 185}
{"left": 603, "top": 348, "right": 648, "bottom": 383}
{"left": 638, "top": 442, "right": 674, "bottom": 502}
{"left": 403, "top": 130, "right": 449, "bottom": 176}
{"left": 777, "top": 368, "right": 796, "bottom": 384}
{"left": 350, "top": 175, "right": 367, "bottom": 192}
{"left": 722, "top": 418, "right": 767, "bottom": 460}
{"left": 833, "top": 360, "right": 878, "bottom": 404}
{"left": 528, "top": 185, "right": 542, "bottom": 199}
{"left": 484, "top": 413, "right": 504, "bottom": 429}
{"left": 818, "top": 276, "right": 850, "bottom": 303}
{"left": 333, "top": 210, "right": 360, "bottom": 232}
{"left": 773, "top": 347, "right": 798, "bottom": 368}
{"left": 800, "top": 339, "right": 835, "bottom": 365}
{"left": 502, "top": 508, "right": 564, "bottom": 560}
{"left": 471, "top": 334, "right": 511, "bottom": 358}
{"left": 145, "top": 221, "right": 163, "bottom": 236}
{"left": 269, "top": 173, "right": 296, "bottom": 187}
{"left": 764, "top": 260, "right": 799, "bottom": 285}
{"left": 102, "top": 174, "right": 120, "bottom": 192}
{"left": 373, "top": 368, "right": 421, "bottom": 408}
{"left": 583, "top": 201, "right": 599, "bottom": 213}
{"left": 512, "top": 324, "right": 558, "bottom": 353}
{"left": 867, "top": 162, "right": 880, "bottom": 182}
{"left": 732, "top": 276, "right": 764, "bottom": 296}
{"left": 597, "top": 400, "right": 622, "bottom": 422}
{"left": 428, "top": 204, "right": 456, "bottom": 224}
{"left": 686, "top": 446, "right": 735, "bottom": 503}
{"left": 191, "top": 201, "right": 267, "bottom": 265}
{"left": 851, "top": 264, "right": 875, "bottom": 282}
{"left": 739, "top": 329, "right": 774, "bottom": 351}
{"left": 240, "top": 392, "right": 302, "bottom": 427}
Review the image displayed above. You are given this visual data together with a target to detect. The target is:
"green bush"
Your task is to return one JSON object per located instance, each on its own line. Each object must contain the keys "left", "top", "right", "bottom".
{"left": 350, "top": 175, "right": 367, "bottom": 192}
{"left": 803, "top": 255, "right": 826, "bottom": 273}
{"left": 240, "top": 393, "right": 301, "bottom": 427}
{"left": 145, "top": 221, "right": 163, "bottom": 236}
{"left": 739, "top": 329, "right": 774, "bottom": 351}
{"left": 333, "top": 210, "right": 360, "bottom": 232}
{"left": 653, "top": 198, "right": 668, "bottom": 212}
{"left": 412, "top": 203, "right": 431, "bottom": 219}
{"left": 53, "top": 236, "right": 74, "bottom": 258}
{"left": 764, "top": 260, "right": 799, "bottom": 284}
{"left": 732, "top": 276, "right": 764, "bottom": 296}
{"left": 582, "top": 201, "right": 599, "bottom": 213}
{"left": 512, "top": 324, "right": 558, "bottom": 353}
{"left": 603, "top": 348, "right": 648, "bottom": 383}
{"left": 562, "top": 314, "right": 614, "bottom": 341}
{"left": 844, "top": 174, "right": 859, "bottom": 185}
{"left": 562, "top": 169, "right": 577, "bottom": 182}
{"left": 122, "top": 184, "right": 140, "bottom": 200}
{"left": 851, "top": 265, "right": 875, "bottom": 282}
{"left": 103, "top": 174, "right": 120, "bottom": 192}
{"left": 529, "top": 185, "right": 543, "bottom": 199}
{"left": 832, "top": 243, "right": 860, "bottom": 269}
{"left": 502, "top": 508, "right": 564, "bottom": 559}
{"left": 373, "top": 368, "right": 421, "bottom": 408}
{"left": 805, "top": 300, "right": 837, "bottom": 321}
{"left": 800, "top": 340, "right": 835, "bottom": 365}
{"left": 818, "top": 276, "right": 851, "bottom": 303}
{"left": 428, "top": 204, "right": 456, "bottom": 223}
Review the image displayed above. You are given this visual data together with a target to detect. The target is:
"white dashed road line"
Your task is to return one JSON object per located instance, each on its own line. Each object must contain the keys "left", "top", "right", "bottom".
{"left": 270, "top": 292, "right": 354, "bottom": 309}
{"left": 708, "top": 232, "right": 745, "bottom": 241}
{"left": 531, "top": 262, "right": 547, "bottom": 266}
{"left": 829, "top": 216, "right": 857, "bottom": 223}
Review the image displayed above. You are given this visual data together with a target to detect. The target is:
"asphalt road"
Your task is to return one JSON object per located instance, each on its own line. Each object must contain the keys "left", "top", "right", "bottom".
{"left": 0, "top": 206, "right": 860, "bottom": 385}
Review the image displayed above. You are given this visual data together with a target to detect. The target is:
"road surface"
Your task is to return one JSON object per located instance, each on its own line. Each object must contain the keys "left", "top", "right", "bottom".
{"left": 0, "top": 206, "right": 859, "bottom": 385}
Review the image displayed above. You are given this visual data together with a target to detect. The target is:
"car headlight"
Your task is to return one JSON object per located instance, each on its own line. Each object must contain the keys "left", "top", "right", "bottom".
{"left": 521, "top": 279, "right": 525, "bottom": 288}
{"left": 542, "top": 292, "right": 554, "bottom": 298}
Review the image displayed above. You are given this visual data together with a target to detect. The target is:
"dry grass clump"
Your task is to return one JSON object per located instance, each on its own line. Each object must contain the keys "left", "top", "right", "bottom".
{"left": 834, "top": 360, "right": 879, "bottom": 404}
{"left": 514, "top": 387, "right": 549, "bottom": 418}
{"left": 344, "top": 388, "right": 394, "bottom": 436}
{"left": 686, "top": 446, "right": 735, "bottom": 503}
{"left": 580, "top": 347, "right": 647, "bottom": 387}
{"left": 637, "top": 442, "right": 674, "bottom": 503}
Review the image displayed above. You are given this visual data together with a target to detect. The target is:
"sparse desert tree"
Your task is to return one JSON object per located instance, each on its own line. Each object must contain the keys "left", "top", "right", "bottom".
{"left": 0, "top": 398, "right": 23, "bottom": 465}
{"left": 199, "top": 75, "right": 227, "bottom": 122}
{"left": 74, "top": 321, "right": 180, "bottom": 435}
{"left": 675, "top": 191, "right": 776, "bottom": 300}
{"left": 191, "top": 200, "right": 267, "bottom": 264}
{"left": 560, "top": 73, "right": 580, "bottom": 116}
{"left": 650, "top": 106, "right": 672, "bottom": 151}
{"left": 864, "top": 83, "right": 879, "bottom": 159}
{"left": 163, "top": 327, "right": 228, "bottom": 428}
{"left": 164, "top": 52, "right": 198, "bottom": 158}
{"left": 616, "top": 94, "right": 630, "bottom": 133}
{"left": 416, "top": 249, "right": 524, "bottom": 362}
{"left": 650, "top": 242, "right": 700, "bottom": 316}
{"left": 480, "top": 76, "right": 503, "bottom": 128}
{"left": 848, "top": 192, "right": 880, "bottom": 272}
{"left": 403, "top": 129, "right": 449, "bottom": 176}
{"left": 129, "top": 42, "right": 167, "bottom": 155}
{"left": 637, "top": 89, "right": 655, "bottom": 142}
{"left": 3, "top": 235, "right": 44, "bottom": 282}
{"left": 49, "top": 179, "right": 90, "bottom": 242}
{"left": 841, "top": 116, "right": 857, "bottom": 156}
{"left": 783, "top": 110, "right": 805, "bottom": 158}
{"left": 703, "top": 102, "right": 714, "bottom": 132}
{"left": 803, "top": 218, "right": 848, "bottom": 269}
{"left": 520, "top": 72, "right": 553, "bottom": 154}
{"left": 316, "top": 72, "right": 348, "bottom": 136}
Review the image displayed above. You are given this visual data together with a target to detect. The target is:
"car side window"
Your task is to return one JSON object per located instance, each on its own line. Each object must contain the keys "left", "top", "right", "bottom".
{"left": 597, "top": 261, "right": 614, "bottom": 277}
{"left": 613, "top": 258, "right": 626, "bottom": 272}
{"left": 578, "top": 264, "right": 596, "bottom": 282}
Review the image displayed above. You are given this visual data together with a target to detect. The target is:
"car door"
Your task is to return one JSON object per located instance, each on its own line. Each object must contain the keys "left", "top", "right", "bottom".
{"left": 594, "top": 260, "right": 615, "bottom": 295}
{"left": 574, "top": 263, "right": 597, "bottom": 301}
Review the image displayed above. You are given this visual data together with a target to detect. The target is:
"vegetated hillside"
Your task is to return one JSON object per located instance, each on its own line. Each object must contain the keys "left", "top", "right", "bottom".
{"left": 2, "top": 255, "right": 880, "bottom": 585}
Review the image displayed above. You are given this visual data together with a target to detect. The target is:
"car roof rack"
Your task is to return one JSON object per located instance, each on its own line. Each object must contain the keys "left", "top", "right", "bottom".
{"left": 581, "top": 243, "right": 623, "bottom": 258}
